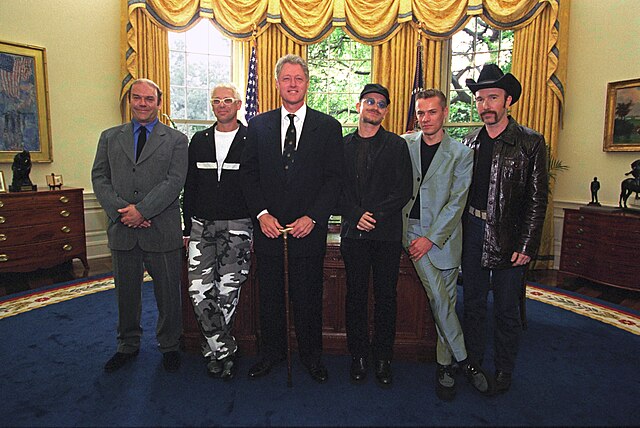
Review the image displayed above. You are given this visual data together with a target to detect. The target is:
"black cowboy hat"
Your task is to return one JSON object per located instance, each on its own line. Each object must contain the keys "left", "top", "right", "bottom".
{"left": 466, "top": 64, "right": 522, "bottom": 104}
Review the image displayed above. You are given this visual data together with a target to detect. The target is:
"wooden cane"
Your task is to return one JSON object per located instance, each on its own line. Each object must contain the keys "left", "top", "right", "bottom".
{"left": 280, "top": 227, "right": 294, "bottom": 387}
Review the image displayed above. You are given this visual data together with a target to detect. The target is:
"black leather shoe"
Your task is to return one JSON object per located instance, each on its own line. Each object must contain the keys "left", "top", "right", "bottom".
{"left": 461, "top": 360, "right": 493, "bottom": 395}
{"left": 495, "top": 370, "right": 512, "bottom": 393}
{"left": 104, "top": 350, "right": 139, "bottom": 373}
{"left": 220, "top": 356, "right": 238, "bottom": 381}
{"left": 436, "top": 364, "right": 456, "bottom": 401}
{"left": 308, "top": 363, "right": 328, "bottom": 383}
{"left": 248, "top": 359, "right": 274, "bottom": 378}
{"left": 374, "top": 360, "right": 392, "bottom": 388}
{"left": 163, "top": 351, "right": 181, "bottom": 372}
{"left": 350, "top": 357, "right": 368, "bottom": 383}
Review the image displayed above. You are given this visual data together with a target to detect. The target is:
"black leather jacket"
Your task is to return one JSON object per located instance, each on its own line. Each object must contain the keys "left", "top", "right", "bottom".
{"left": 462, "top": 117, "right": 548, "bottom": 268}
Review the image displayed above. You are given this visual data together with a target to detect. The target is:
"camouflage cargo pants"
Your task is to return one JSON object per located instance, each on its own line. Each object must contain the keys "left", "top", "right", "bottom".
{"left": 188, "top": 218, "right": 252, "bottom": 360}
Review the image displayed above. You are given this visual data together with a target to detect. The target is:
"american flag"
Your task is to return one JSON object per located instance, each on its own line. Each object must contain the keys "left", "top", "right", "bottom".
{"left": 245, "top": 45, "right": 259, "bottom": 123}
{"left": 405, "top": 41, "right": 424, "bottom": 132}
{"left": 0, "top": 53, "right": 32, "bottom": 100}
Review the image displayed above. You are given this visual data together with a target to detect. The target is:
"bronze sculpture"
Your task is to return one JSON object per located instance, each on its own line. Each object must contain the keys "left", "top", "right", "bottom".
{"left": 9, "top": 150, "right": 37, "bottom": 192}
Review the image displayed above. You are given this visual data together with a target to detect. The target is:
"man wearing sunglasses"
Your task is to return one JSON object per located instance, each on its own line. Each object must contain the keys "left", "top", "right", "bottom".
{"left": 340, "top": 83, "right": 412, "bottom": 388}
{"left": 182, "top": 83, "right": 252, "bottom": 380}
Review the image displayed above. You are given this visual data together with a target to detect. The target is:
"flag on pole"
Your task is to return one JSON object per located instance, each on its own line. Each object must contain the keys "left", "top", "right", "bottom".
{"left": 405, "top": 40, "right": 424, "bottom": 132}
{"left": 245, "top": 44, "right": 259, "bottom": 123}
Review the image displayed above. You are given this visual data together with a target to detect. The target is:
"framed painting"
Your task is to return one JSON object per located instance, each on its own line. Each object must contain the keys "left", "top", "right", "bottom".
{"left": 603, "top": 78, "right": 640, "bottom": 152}
{"left": 0, "top": 40, "right": 52, "bottom": 162}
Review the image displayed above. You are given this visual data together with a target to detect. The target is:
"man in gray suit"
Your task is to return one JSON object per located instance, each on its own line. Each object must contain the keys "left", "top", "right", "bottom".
{"left": 402, "top": 89, "right": 491, "bottom": 400}
{"left": 92, "top": 78, "right": 188, "bottom": 373}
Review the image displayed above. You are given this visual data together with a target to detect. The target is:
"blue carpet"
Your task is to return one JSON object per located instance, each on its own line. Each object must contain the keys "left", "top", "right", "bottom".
{"left": 0, "top": 283, "right": 638, "bottom": 427}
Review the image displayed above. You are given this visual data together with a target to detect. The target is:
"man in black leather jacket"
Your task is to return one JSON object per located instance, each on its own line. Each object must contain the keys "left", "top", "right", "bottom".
{"left": 461, "top": 64, "right": 548, "bottom": 394}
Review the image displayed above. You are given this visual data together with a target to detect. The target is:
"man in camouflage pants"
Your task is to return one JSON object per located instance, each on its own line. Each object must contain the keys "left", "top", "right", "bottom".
{"left": 182, "top": 83, "right": 252, "bottom": 380}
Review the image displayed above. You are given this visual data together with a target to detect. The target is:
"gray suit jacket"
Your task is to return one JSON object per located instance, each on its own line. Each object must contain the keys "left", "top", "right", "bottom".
{"left": 92, "top": 121, "right": 188, "bottom": 252}
{"left": 401, "top": 131, "right": 473, "bottom": 270}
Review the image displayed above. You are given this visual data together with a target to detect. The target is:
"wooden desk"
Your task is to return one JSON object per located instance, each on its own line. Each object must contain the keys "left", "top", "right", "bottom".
{"left": 559, "top": 207, "right": 640, "bottom": 291}
{"left": 0, "top": 188, "right": 88, "bottom": 273}
{"left": 181, "top": 233, "right": 437, "bottom": 361}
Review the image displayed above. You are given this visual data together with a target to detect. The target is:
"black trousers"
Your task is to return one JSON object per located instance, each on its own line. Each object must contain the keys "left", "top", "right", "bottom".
{"left": 462, "top": 214, "right": 526, "bottom": 373}
{"left": 255, "top": 252, "right": 324, "bottom": 367}
{"left": 340, "top": 237, "right": 402, "bottom": 361}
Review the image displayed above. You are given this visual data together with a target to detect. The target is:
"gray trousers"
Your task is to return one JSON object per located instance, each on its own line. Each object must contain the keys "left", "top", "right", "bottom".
{"left": 111, "top": 245, "right": 183, "bottom": 354}
{"left": 407, "top": 220, "right": 467, "bottom": 365}
{"left": 188, "top": 218, "right": 252, "bottom": 360}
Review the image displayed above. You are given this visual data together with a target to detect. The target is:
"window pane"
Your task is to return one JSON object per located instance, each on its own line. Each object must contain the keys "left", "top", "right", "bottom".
{"left": 448, "top": 17, "right": 513, "bottom": 130}
{"left": 307, "top": 28, "right": 371, "bottom": 130}
{"left": 186, "top": 53, "right": 208, "bottom": 87}
{"left": 170, "top": 52, "right": 185, "bottom": 86}
{"left": 186, "top": 88, "right": 209, "bottom": 120}
{"left": 168, "top": 19, "right": 233, "bottom": 140}
{"left": 170, "top": 86, "right": 186, "bottom": 119}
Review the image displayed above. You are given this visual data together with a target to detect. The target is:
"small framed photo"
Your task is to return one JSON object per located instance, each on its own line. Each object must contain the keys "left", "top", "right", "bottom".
{"left": 46, "top": 173, "right": 63, "bottom": 190}
{"left": 603, "top": 78, "right": 640, "bottom": 152}
{"left": 0, "top": 171, "right": 6, "bottom": 193}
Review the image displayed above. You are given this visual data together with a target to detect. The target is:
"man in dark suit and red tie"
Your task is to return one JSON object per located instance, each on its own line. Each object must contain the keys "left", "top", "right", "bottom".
{"left": 241, "top": 54, "right": 344, "bottom": 384}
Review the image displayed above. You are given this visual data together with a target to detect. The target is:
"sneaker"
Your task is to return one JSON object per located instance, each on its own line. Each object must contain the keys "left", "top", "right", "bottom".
{"left": 461, "top": 360, "right": 493, "bottom": 395}
{"left": 436, "top": 364, "right": 456, "bottom": 401}
{"left": 207, "top": 357, "right": 223, "bottom": 378}
{"left": 220, "top": 356, "right": 238, "bottom": 381}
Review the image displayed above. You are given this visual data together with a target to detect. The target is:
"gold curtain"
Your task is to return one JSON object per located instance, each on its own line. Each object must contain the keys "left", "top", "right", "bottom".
{"left": 372, "top": 24, "right": 444, "bottom": 133}
{"left": 121, "top": 0, "right": 569, "bottom": 267}
{"left": 120, "top": 8, "right": 171, "bottom": 123}
{"left": 510, "top": 0, "right": 569, "bottom": 269}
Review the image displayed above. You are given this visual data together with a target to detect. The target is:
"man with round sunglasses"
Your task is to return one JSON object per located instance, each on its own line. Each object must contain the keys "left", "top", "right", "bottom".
{"left": 340, "top": 83, "right": 412, "bottom": 388}
{"left": 182, "top": 83, "right": 252, "bottom": 380}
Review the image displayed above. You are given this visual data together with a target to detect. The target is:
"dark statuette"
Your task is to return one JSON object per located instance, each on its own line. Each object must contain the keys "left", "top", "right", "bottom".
{"left": 589, "top": 177, "right": 601, "bottom": 206}
{"left": 619, "top": 159, "right": 640, "bottom": 209}
{"left": 9, "top": 150, "right": 37, "bottom": 192}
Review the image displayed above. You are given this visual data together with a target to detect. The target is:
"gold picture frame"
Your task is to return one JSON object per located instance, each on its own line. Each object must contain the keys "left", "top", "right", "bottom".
{"left": 0, "top": 40, "right": 52, "bottom": 162}
{"left": 0, "top": 171, "right": 6, "bottom": 192}
{"left": 603, "top": 78, "right": 640, "bottom": 152}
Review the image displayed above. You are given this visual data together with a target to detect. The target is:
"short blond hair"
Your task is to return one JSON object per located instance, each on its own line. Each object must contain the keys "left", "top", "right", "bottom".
{"left": 210, "top": 82, "right": 241, "bottom": 101}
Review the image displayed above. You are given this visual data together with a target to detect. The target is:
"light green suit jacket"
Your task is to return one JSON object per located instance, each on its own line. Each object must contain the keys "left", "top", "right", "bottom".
{"left": 401, "top": 131, "right": 473, "bottom": 270}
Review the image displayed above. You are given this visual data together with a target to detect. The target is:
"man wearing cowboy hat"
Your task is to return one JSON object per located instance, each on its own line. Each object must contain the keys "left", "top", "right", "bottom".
{"left": 461, "top": 64, "right": 548, "bottom": 394}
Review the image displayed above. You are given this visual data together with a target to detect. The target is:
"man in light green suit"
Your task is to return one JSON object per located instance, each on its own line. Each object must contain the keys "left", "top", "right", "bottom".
{"left": 402, "top": 89, "right": 491, "bottom": 400}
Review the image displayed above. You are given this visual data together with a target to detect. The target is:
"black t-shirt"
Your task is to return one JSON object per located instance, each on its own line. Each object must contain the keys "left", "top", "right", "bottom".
{"left": 409, "top": 141, "right": 440, "bottom": 219}
{"left": 469, "top": 128, "right": 494, "bottom": 211}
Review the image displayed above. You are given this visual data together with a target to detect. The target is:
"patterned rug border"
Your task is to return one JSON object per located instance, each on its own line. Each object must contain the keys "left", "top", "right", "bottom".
{"left": 526, "top": 283, "right": 640, "bottom": 335}
{"left": 0, "top": 273, "right": 151, "bottom": 320}
{"left": 1, "top": 277, "right": 639, "bottom": 336}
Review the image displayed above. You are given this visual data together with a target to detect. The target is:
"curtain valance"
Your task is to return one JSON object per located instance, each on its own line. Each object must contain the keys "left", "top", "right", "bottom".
{"left": 127, "top": 0, "right": 555, "bottom": 44}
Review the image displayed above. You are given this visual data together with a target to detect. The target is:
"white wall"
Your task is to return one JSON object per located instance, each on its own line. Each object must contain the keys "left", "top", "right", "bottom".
{"left": 0, "top": 0, "right": 121, "bottom": 259}
{"left": 556, "top": 0, "right": 640, "bottom": 207}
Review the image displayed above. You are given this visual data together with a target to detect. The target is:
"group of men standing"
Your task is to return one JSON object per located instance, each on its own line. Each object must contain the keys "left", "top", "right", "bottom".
{"left": 91, "top": 55, "right": 547, "bottom": 400}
